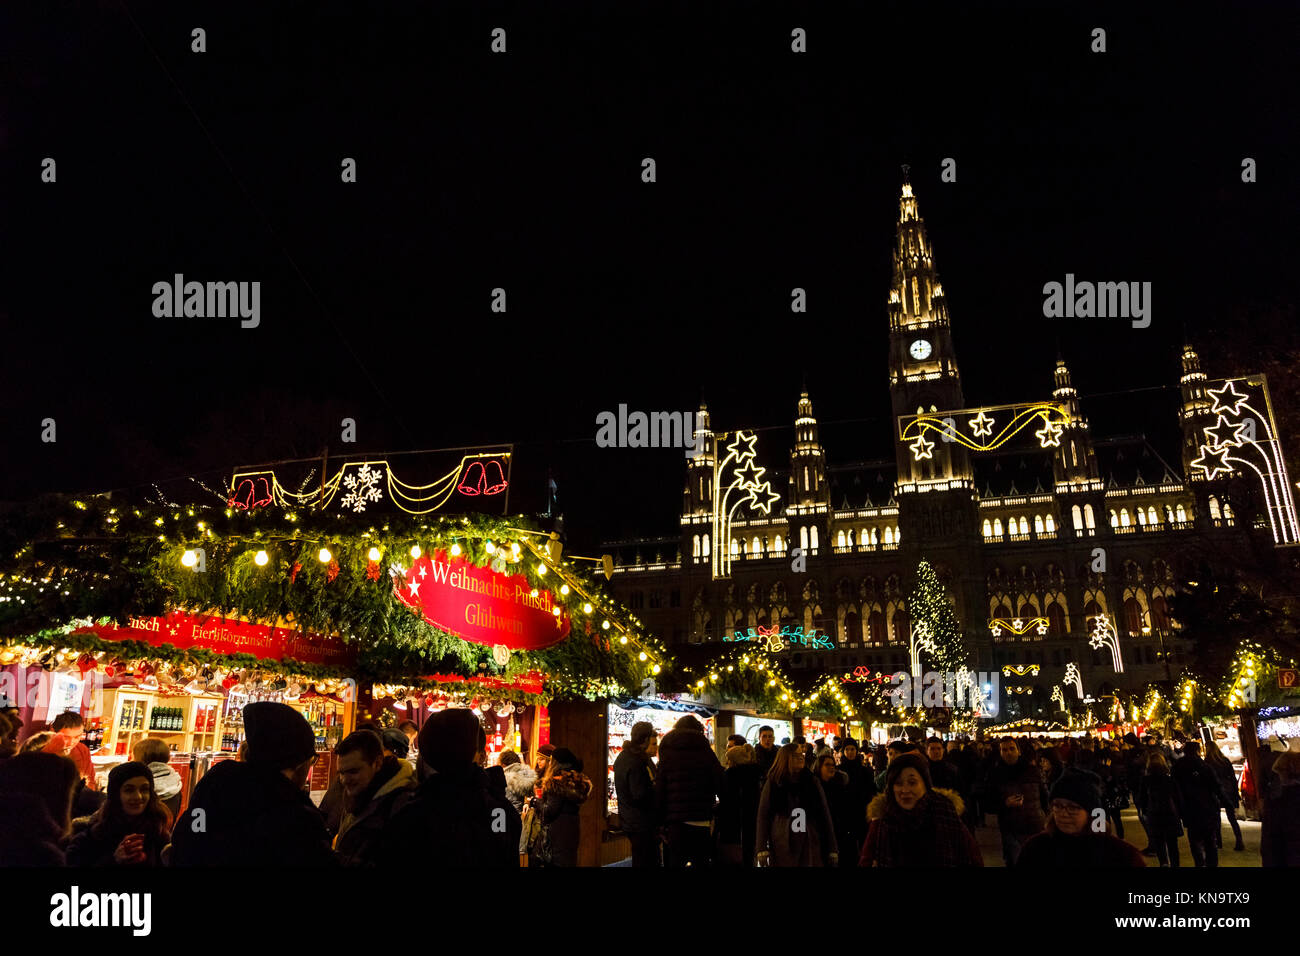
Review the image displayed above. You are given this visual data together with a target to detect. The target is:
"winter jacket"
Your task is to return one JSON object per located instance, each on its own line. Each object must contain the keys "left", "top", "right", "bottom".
{"left": 72, "top": 778, "right": 106, "bottom": 819}
{"left": 66, "top": 814, "right": 167, "bottom": 867}
{"left": 1016, "top": 818, "right": 1146, "bottom": 867}
{"left": 378, "top": 762, "right": 521, "bottom": 867}
{"left": 837, "top": 754, "right": 876, "bottom": 828}
{"left": 0, "top": 790, "right": 67, "bottom": 865}
{"left": 859, "top": 789, "right": 982, "bottom": 867}
{"left": 1207, "top": 759, "right": 1240, "bottom": 808}
{"left": 540, "top": 770, "right": 593, "bottom": 867}
{"left": 716, "top": 763, "right": 762, "bottom": 860}
{"left": 928, "top": 758, "right": 963, "bottom": 794}
{"left": 501, "top": 762, "right": 537, "bottom": 814}
{"left": 318, "top": 775, "right": 347, "bottom": 837}
{"left": 1137, "top": 772, "right": 1184, "bottom": 837}
{"left": 170, "top": 759, "right": 337, "bottom": 867}
{"left": 818, "top": 770, "right": 857, "bottom": 857}
{"left": 612, "top": 747, "right": 656, "bottom": 834}
{"left": 148, "top": 761, "right": 184, "bottom": 821}
{"left": 1171, "top": 754, "right": 1223, "bottom": 826}
{"left": 334, "top": 757, "right": 417, "bottom": 867}
{"left": 655, "top": 727, "right": 724, "bottom": 825}
{"left": 1261, "top": 782, "right": 1300, "bottom": 867}
{"left": 754, "top": 744, "right": 779, "bottom": 780}
{"left": 755, "top": 769, "right": 838, "bottom": 867}
{"left": 986, "top": 757, "right": 1048, "bottom": 837}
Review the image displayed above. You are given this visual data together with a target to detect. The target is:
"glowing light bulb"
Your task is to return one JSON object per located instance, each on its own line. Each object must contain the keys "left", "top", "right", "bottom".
{"left": 254, "top": 550, "right": 269, "bottom": 566}
{"left": 560, "top": 584, "right": 570, "bottom": 596}
{"left": 537, "top": 564, "right": 547, "bottom": 576}
{"left": 486, "top": 541, "right": 496, "bottom": 554}
{"left": 450, "top": 543, "right": 461, "bottom": 556}
{"left": 368, "top": 547, "right": 381, "bottom": 562}
{"left": 511, "top": 543, "right": 521, "bottom": 556}
{"left": 410, "top": 544, "right": 421, "bottom": 559}
{"left": 181, "top": 550, "right": 197, "bottom": 567}
{"left": 583, "top": 603, "right": 593, "bottom": 614}
{"left": 619, "top": 636, "right": 628, "bottom": 645}
{"left": 639, "top": 652, "right": 647, "bottom": 661}
{"left": 602, "top": 621, "right": 610, "bottom": 630}
{"left": 551, "top": 606, "right": 561, "bottom": 617}
{"left": 319, "top": 548, "right": 332, "bottom": 563}
{"left": 652, "top": 664, "right": 661, "bottom": 674}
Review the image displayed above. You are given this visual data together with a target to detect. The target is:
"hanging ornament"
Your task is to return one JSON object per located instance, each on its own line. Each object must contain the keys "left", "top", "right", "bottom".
{"left": 490, "top": 554, "right": 506, "bottom": 574}
{"left": 326, "top": 559, "right": 340, "bottom": 583}
{"left": 290, "top": 561, "right": 303, "bottom": 583}
{"left": 76, "top": 654, "right": 96, "bottom": 677}
{"left": 492, "top": 644, "right": 511, "bottom": 667}
{"left": 366, "top": 560, "right": 381, "bottom": 581}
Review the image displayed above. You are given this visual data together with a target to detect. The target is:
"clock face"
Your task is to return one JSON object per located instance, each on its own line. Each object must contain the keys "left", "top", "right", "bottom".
{"left": 909, "top": 338, "right": 932, "bottom": 360}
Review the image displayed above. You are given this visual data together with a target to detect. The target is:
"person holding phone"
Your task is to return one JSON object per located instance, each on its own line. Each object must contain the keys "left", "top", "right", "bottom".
{"left": 66, "top": 761, "right": 172, "bottom": 867}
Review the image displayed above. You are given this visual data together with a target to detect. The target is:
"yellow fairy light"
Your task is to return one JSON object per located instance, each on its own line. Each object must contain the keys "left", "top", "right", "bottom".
{"left": 619, "top": 636, "right": 628, "bottom": 645}
{"left": 486, "top": 541, "right": 496, "bottom": 554}
{"left": 583, "top": 603, "right": 593, "bottom": 614}
{"left": 560, "top": 584, "right": 570, "bottom": 596}
{"left": 537, "top": 564, "right": 547, "bottom": 576}
{"left": 181, "top": 550, "right": 198, "bottom": 567}
{"left": 638, "top": 652, "right": 647, "bottom": 662}
{"left": 319, "top": 548, "right": 332, "bottom": 563}
{"left": 450, "top": 543, "right": 461, "bottom": 556}
{"left": 410, "top": 544, "right": 421, "bottom": 559}
{"left": 254, "top": 550, "right": 269, "bottom": 566}
{"left": 368, "top": 547, "right": 381, "bottom": 561}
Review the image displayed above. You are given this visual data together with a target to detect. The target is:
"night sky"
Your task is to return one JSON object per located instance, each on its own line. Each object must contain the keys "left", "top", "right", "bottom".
{"left": 3, "top": 2, "right": 1298, "bottom": 552}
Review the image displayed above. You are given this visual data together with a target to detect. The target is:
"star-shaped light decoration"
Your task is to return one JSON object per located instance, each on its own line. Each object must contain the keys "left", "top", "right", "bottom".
{"left": 1088, "top": 614, "right": 1116, "bottom": 650}
{"left": 990, "top": 624, "right": 1002, "bottom": 637}
{"left": 1208, "top": 379, "right": 1250, "bottom": 417}
{"left": 909, "top": 434, "right": 935, "bottom": 461}
{"left": 1035, "top": 418, "right": 1064, "bottom": 448}
{"left": 912, "top": 621, "right": 936, "bottom": 651}
{"left": 408, "top": 576, "right": 422, "bottom": 598}
{"left": 747, "top": 483, "right": 782, "bottom": 515}
{"left": 968, "top": 409, "right": 995, "bottom": 438}
{"left": 1012, "top": 618, "right": 1024, "bottom": 630}
{"left": 1036, "top": 621, "right": 1048, "bottom": 635}
{"left": 726, "top": 431, "right": 758, "bottom": 461}
{"left": 1191, "top": 443, "right": 1234, "bottom": 481}
{"left": 734, "top": 458, "right": 765, "bottom": 488}
{"left": 1204, "top": 415, "right": 1249, "bottom": 449}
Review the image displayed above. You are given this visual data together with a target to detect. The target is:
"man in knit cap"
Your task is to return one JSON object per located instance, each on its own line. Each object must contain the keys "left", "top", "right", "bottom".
{"left": 1016, "top": 769, "right": 1145, "bottom": 868}
{"left": 378, "top": 707, "right": 520, "bottom": 867}
{"left": 172, "top": 702, "right": 334, "bottom": 866}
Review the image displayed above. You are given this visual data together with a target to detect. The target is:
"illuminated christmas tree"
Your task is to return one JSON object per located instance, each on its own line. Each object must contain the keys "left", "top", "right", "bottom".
{"left": 908, "top": 559, "right": 966, "bottom": 672}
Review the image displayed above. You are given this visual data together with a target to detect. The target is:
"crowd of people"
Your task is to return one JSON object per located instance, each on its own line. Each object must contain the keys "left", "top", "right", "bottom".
{"left": 613, "top": 719, "right": 1300, "bottom": 868}
{"left": 1, "top": 703, "right": 1298, "bottom": 868}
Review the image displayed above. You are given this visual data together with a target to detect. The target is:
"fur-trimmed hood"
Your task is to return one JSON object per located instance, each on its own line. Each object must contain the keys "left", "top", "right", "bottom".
{"left": 502, "top": 761, "right": 538, "bottom": 800}
{"left": 543, "top": 769, "right": 593, "bottom": 804}
{"left": 867, "top": 787, "right": 964, "bottom": 821}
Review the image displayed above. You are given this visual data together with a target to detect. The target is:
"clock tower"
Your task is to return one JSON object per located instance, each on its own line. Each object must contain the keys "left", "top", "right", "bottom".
{"left": 887, "top": 172, "right": 973, "bottom": 491}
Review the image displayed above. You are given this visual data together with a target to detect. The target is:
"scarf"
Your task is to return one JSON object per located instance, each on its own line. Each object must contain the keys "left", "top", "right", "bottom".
{"left": 877, "top": 791, "right": 968, "bottom": 866}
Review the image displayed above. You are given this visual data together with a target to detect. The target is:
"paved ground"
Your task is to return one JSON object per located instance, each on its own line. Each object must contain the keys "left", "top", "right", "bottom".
{"left": 975, "top": 808, "right": 1263, "bottom": 867}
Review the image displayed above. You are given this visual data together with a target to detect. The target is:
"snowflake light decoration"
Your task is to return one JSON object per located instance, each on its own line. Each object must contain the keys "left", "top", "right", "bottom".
{"left": 341, "top": 463, "right": 385, "bottom": 513}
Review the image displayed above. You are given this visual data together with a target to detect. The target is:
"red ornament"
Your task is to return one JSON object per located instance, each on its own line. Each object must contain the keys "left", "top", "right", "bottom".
{"left": 584, "top": 619, "right": 592, "bottom": 635}
{"left": 326, "top": 559, "right": 340, "bottom": 583}
{"left": 366, "top": 560, "right": 381, "bottom": 581}
{"left": 290, "top": 561, "right": 303, "bottom": 583}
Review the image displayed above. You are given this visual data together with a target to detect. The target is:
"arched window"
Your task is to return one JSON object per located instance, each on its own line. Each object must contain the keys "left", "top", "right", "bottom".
{"left": 810, "top": 526, "right": 820, "bottom": 551}
{"left": 752, "top": 536, "right": 761, "bottom": 555}
{"left": 1150, "top": 595, "right": 1170, "bottom": 630}
{"left": 891, "top": 607, "right": 910, "bottom": 644}
{"left": 1084, "top": 600, "right": 1103, "bottom": 632}
{"left": 1123, "top": 597, "right": 1144, "bottom": 635}
{"left": 1109, "top": 510, "right": 1119, "bottom": 528}
{"left": 884, "top": 527, "right": 895, "bottom": 546}
{"left": 1034, "top": 515, "right": 1045, "bottom": 534}
{"left": 692, "top": 534, "right": 700, "bottom": 558}
{"left": 1019, "top": 516, "right": 1029, "bottom": 535}
{"left": 1120, "top": 509, "right": 1131, "bottom": 527}
{"left": 869, "top": 610, "right": 887, "bottom": 644}
{"left": 1046, "top": 600, "right": 1067, "bottom": 634}
{"left": 844, "top": 610, "right": 860, "bottom": 644}
{"left": 1072, "top": 505, "right": 1083, "bottom": 530}
{"left": 1085, "top": 504, "right": 1096, "bottom": 529}
{"left": 837, "top": 530, "right": 846, "bottom": 549}
{"left": 894, "top": 526, "right": 900, "bottom": 544}
{"left": 800, "top": 526, "right": 809, "bottom": 551}
{"left": 702, "top": 534, "right": 710, "bottom": 557}
{"left": 1045, "top": 514, "right": 1056, "bottom": 533}
{"left": 1018, "top": 601, "right": 1036, "bottom": 620}
{"left": 1209, "top": 496, "right": 1221, "bottom": 520}
{"left": 1176, "top": 504, "right": 1187, "bottom": 523}
{"left": 731, "top": 538, "right": 740, "bottom": 556}
{"left": 774, "top": 534, "right": 784, "bottom": 552}
{"left": 983, "top": 519, "right": 993, "bottom": 537}
{"left": 847, "top": 529, "right": 855, "bottom": 548}
{"left": 993, "top": 518, "right": 1003, "bottom": 537}
{"left": 1223, "top": 501, "right": 1234, "bottom": 520}
{"left": 804, "top": 466, "right": 810, "bottom": 490}
{"left": 1137, "top": 508, "right": 1146, "bottom": 526}
{"left": 870, "top": 527, "right": 879, "bottom": 545}
{"left": 1147, "top": 506, "right": 1159, "bottom": 526}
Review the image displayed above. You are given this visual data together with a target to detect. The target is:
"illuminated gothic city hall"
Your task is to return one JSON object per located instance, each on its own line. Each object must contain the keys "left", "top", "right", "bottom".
{"left": 604, "top": 180, "right": 1296, "bottom": 717}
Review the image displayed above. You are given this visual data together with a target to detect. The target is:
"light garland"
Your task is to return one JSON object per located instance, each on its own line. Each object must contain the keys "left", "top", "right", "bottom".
{"left": 899, "top": 401, "right": 1071, "bottom": 459}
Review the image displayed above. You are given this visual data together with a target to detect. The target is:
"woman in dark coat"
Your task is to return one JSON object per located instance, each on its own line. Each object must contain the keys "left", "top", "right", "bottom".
{"left": 755, "top": 743, "right": 838, "bottom": 867}
{"left": 1137, "top": 752, "right": 1183, "bottom": 867}
{"left": 66, "top": 761, "right": 172, "bottom": 867}
{"left": 1204, "top": 740, "right": 1244, "bottom": 851}
{"left": 1261, "top": 752, "right": 1300, "bottom": 867}
{"left": 813, "top": 752, "right": 857, "bottom": 866}
{"left": 716, "top": 743, "right": 762, "bottom": 866}
{"left": 538, "top": 747, "right": 593, "bottom": 867}
{"left": 859, "top": 752, "right": 982, "bottom": 867}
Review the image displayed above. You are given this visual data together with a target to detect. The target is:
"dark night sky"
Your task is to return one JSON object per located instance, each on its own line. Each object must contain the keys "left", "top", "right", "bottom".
{"left": 2, "top": 1, "right": 1298, "bottom": 552}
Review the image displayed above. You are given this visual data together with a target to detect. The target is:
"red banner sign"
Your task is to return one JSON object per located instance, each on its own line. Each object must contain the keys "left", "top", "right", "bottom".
{"left": 422, "top": 670, "right": 546, "bottom": 696}
{"left": 71, "top": 611, "right": 359, "bottom": 670}
{"left": 394, "top": 551, "right": 570, "bottom": 650}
